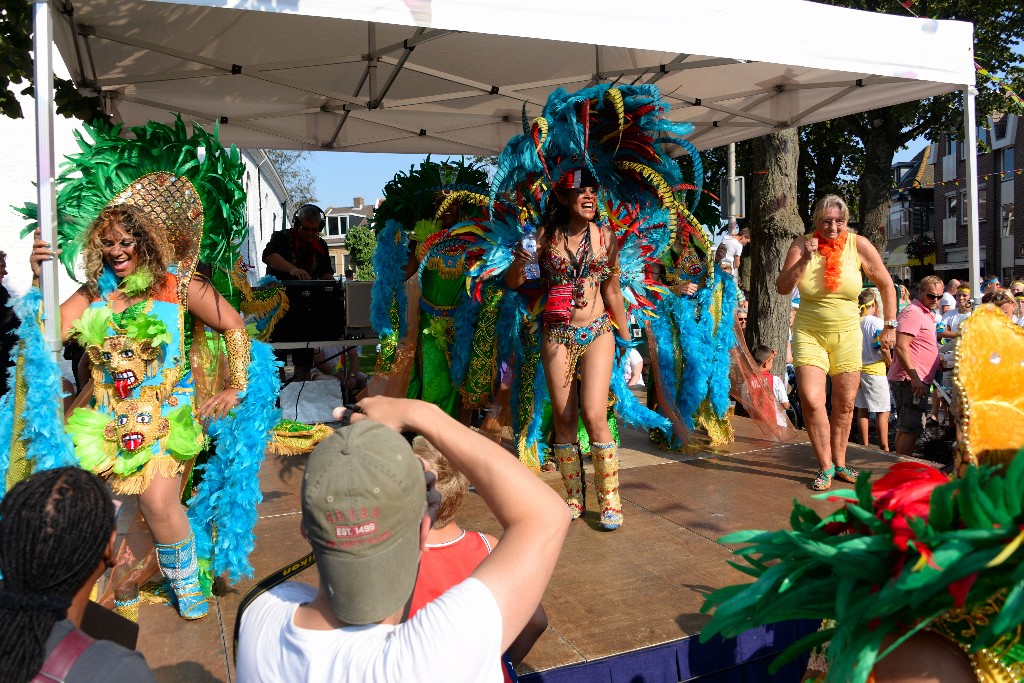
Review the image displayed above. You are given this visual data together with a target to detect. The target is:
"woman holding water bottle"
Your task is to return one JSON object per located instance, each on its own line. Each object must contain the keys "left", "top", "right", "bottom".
{"left": 506, "top": 169, "right": 631, "bottom": 530}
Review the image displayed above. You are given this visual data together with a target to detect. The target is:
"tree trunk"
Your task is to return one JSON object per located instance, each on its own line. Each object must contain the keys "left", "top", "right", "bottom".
{"left": 748, "top": 128, "right": 805, "bottom": 376}
{"left": 857, "top": 122, "right": 899, "bottom": 255}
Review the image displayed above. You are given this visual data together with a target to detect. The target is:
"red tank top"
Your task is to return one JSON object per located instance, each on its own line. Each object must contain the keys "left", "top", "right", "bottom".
{"left": 408, "top": 531, "right": 515, "bottom": 683}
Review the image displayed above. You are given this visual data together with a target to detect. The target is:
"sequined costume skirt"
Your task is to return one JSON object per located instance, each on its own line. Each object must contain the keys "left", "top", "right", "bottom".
{"left": 545, "top": 313, "right": 613, "bottom": 387}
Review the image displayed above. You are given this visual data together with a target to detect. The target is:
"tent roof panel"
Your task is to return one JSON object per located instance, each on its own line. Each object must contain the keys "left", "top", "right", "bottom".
{"left": 53, "top": 0, "right": 975, "bottom": 153}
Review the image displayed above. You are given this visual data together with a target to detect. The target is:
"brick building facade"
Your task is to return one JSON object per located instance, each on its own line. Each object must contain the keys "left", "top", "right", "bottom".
{"left": 931, "top": 114, "right": 1022, "bottom": 286}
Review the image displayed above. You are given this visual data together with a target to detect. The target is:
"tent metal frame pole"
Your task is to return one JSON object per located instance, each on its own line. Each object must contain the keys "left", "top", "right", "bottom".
{"left": 963, "top": 86, "right": 981, "bottom": 297}
{"left": 34, "top": 0, "right": 61, "bottom": 355}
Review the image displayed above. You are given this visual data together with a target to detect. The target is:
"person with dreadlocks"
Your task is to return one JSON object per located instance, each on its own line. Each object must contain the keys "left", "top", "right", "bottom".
{"left": 776, "top": 194, "right": 896, "bottom": 491}
{"left": 29, "top": 204, "right": 249, "bottom": 621}
{"left": 506, "top": 173, "right": 631, "bottom": 530}
{"left": 0, "top": 467, "right": 156, "bottom": 683}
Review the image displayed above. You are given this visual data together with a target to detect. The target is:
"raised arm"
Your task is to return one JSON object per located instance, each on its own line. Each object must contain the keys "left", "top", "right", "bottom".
{"left": 350, "top": 397, "right": 570, "bottom": 653}
{"left": 775, "top": 235, "right": 813, "bottom": 295}
{"left": 29, "top": 230, "right": 91, "bottom": 341}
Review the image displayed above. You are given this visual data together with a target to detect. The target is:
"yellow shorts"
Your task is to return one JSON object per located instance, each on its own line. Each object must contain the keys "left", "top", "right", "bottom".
{"left": 791, "top": 326, "right": 863, "bottom": 376}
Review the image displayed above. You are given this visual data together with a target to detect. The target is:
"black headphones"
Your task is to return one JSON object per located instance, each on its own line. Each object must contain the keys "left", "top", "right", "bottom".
{"left": 292, "top": 204, "right": 326, "bottom": 230}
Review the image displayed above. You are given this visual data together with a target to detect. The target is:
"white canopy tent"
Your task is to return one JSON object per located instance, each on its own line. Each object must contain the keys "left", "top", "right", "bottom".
{"left": 45, "top": 0, "right": 976, "bottom": 154}
{"left": 33, "top": 0, "right": 982, "bottom": 344}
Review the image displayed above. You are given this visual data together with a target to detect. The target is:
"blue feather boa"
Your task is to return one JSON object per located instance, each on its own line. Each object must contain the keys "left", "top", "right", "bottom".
{"left": 370, "top": 219, "right": 409, "bottom": 340}
{"left": 707, "top": 269, "right": 738, "bottom": 417}
{"left": 187, "top": 340, "right": 281, "bottom": 582}
{"left": 449, "top": 295, "right": 481, "bottom": 387}
{"left": 0, "top": 288, "right": 76, "bottom": 491}
{"left": 611, "top": 344, "right": 670, "bottom": 432}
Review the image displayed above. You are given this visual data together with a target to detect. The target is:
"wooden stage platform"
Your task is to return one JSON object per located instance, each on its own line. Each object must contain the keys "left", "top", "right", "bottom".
{"left": 135, "top": 416, "right": 916, "bottom": 682}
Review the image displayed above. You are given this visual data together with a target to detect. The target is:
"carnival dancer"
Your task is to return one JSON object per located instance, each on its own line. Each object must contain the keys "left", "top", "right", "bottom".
{"left": 477, "top": 84, "right": 701, "bottom": 530}
{"left": 368, "top": 159, "right": 497, "bottom": 423}
{"left": 776, "top": 194, "right": 896, "bottom": 490}
{"left": 505, "top": 175, "right": 631, "bottom": 529}
{"left": 6, "top": 120, "right": 280, "bottom": 621}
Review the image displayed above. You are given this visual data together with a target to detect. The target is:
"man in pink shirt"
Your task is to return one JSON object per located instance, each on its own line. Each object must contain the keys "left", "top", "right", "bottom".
{"left": 888, "top": 275, "right": 944, "bottom": 456}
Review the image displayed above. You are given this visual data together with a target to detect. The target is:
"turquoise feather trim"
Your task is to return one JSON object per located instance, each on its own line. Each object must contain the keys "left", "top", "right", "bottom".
{"left": 0, "top": 288, "right": 76, "bottom": 492}
{"left": 370, "top": 219, "right": 409, "bottom": 340}
{"left": 525, "top": 361, "right": 549, "bottom": 463}
{"left": 611, "top": 344, "right": 670, "bottom": 432}
{"left": 708, "top": 269, "right": 738, "bottom": 417}
{"left": 187, "top": 340, "right": 281, "bottom": 582}
{"left": 0, "top": 390, "right": 11, "bottom": 488}
{"left": 449, "top": 295, "right": 481, "bottom": 387}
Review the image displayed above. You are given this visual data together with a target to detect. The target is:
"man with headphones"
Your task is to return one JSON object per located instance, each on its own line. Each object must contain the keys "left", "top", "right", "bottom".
{"left": 263, "top": 204, "right": 336, "bottom": 380}
{"left": 263, "top": 204, "right": 336, "bottom": 281}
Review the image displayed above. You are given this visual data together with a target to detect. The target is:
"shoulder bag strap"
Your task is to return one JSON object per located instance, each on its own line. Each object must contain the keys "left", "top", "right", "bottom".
{"left": 33, "top": 628, "right": 95, "bottom": 683}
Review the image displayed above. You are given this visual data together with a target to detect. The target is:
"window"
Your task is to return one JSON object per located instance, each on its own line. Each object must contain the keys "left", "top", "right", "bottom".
{"left": 978, "top": 184, "right": 987, "bottom": 223}
{"left": 899, "top": 208, "right": 910, "bottom": 237}
{"left": 959, "top": 190, "right": 967, "bottom": 224}
{"left": 946, "top": 194, "right": 957, "bottom": 220}
{"left": 945, "top": 137, "right": 957, "bottom": 157}
{"left": 1000, "top": 147, "right": 1015, "bottom": 176}
{"left": 330, "top": 255, "right": 338, "bottom": 272}
{"left": 326, "top": 215, "right": 349, "bottom": 237}
{"left": 888, "top": 213, "right": 900, "bottom": 240}
{"left": 1003, "top": 203, "right": 1015, "bottom": 238}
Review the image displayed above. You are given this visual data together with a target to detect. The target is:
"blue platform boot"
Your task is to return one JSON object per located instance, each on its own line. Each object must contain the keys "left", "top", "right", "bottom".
{"left": 154, "top": 532, "right": 209, "bottom": 620}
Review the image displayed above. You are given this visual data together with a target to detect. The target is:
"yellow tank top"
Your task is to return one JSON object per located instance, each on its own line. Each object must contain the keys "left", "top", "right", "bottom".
{"left": 794, "top": 234, "right": 862, "bottom": 332}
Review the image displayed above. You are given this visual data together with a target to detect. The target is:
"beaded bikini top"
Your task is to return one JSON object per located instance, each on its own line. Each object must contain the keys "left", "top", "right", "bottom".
{"left": 541, "top": 225, "right": 612, "bottom": 309}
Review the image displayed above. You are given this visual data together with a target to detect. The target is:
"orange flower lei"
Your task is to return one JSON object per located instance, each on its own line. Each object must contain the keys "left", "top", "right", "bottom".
{"left": 817, "top": 231, "right": 848, "bottom": 293}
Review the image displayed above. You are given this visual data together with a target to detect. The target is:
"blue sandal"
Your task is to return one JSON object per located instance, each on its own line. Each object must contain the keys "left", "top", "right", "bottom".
{"left": 834, "top": 465, "right": 859, "bottom": 484}
{"left": 812, "top": 466, "right": 835, "bottom": 491}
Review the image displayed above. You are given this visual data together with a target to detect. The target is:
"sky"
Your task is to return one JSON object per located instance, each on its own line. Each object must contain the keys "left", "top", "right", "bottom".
{"left": 306, "top": 141, "right": 929, "bottom": 210}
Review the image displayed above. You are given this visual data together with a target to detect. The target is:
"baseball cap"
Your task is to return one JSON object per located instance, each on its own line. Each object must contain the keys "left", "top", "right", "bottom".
{"left": 302, "top": 420, "right": 426, "bottom": 625}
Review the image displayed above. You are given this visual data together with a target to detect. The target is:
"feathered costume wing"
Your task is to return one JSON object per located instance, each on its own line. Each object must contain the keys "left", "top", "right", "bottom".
{"left": 3, "top": 118, "right": 280, "bottom": 583}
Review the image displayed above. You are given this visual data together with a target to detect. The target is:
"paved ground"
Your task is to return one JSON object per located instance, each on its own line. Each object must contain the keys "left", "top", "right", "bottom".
{"left": 132, "top": 416, "right": 917, "bottom": 682}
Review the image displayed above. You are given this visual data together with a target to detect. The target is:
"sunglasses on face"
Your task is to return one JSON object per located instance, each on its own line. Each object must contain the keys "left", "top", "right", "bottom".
{"left": 919, "top": 291, "right": 942, "bottom": 301}
{"left": 1013, "top": 290, "right": 1024, "bottom": 296}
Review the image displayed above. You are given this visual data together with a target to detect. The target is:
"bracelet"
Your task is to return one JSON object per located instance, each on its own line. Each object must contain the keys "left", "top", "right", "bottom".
{"left": 222, "top": 328, "right": 251, "bottom": 391}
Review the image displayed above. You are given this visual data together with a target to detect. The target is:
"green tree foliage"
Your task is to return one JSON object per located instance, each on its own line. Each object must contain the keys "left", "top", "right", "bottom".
{"left": 0, "top": 1, "right": 105, "bottom": 121}
{"left": 263, "top": 149, "right": 318, "bottom": 214}
{"left": 809, "top": 0, "right": 1024, "bottom": 250}
{"left": 345, "top": 223, "right": 377, "bottom": 280}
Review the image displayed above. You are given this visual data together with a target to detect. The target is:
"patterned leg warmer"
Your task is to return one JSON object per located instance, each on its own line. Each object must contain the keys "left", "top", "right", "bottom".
{"left": 154, "top": 532, "right": 209, "bottom": 620}
{"left": 553, "top": 442, "right": 585, "bottom": 519}
{"left": 591, "top": 441, "right": 623, "bottom": 530}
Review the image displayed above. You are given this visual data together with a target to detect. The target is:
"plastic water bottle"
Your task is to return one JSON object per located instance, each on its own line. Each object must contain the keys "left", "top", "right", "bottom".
{"left": 521, "top": 228, "right": 540, "bottom": 280}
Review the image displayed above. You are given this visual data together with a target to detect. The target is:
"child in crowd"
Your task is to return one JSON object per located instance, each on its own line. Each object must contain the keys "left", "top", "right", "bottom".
{"left": 750, "top": 345, "right": 789, "bottom": 428}
{"left": 854, "top": 289, "right": 892, "bottom": 451}
{"left": 409, "top": 438, "right": 548, "bottom": 682}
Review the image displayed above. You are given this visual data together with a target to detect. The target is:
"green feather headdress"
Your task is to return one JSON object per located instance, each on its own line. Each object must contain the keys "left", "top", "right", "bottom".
{"left": 16, "top": 117, "right": 248, "bottom": 306}
{"left": 700, "top": 457, "right": 1024, "bottom": 683}
{"left": 368, "top": 156, "right": 490, "bottom": 235}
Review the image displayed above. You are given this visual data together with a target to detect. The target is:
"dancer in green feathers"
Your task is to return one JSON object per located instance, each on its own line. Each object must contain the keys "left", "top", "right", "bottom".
{"left": 369, "top": 159, "right": 494, "bottom": 422}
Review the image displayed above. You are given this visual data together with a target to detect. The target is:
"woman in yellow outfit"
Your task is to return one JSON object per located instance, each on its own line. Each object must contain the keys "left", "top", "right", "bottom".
{"left": 776, "top": 195, "right": 897, "bottom": 490}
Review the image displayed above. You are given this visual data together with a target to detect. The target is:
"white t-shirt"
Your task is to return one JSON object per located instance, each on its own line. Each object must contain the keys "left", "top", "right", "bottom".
{"left": 718, "top": 235, "right": 743, "bottom": 265}
{"left": 859, "top": 315, "right": 884, "bottom": 366}
{"left": 236, "top": 577, "right": 503, "bottom": 683}
{"left": 941, "top": 308, "right": 970, "bottom": 335}
{"left": 939, "top": 292, "right": 956, "bottom": 311}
